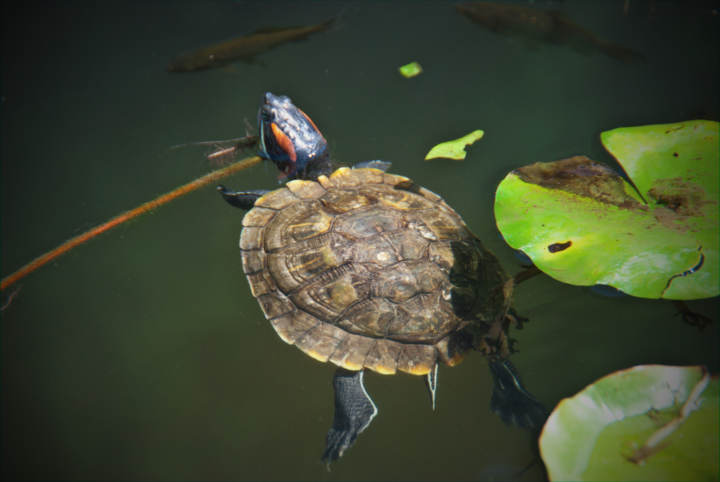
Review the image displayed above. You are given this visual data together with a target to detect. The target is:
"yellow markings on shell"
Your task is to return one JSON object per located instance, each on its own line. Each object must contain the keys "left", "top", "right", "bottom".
{"left": 378, "top": 191, "right": 415, "bottom": 210}
{"left": 330, "top": 167, "right": 352, "bottom": 178}
{"left": 288, "top": 209, "right": 333, "bottom": 240}
{"left": 288, "top": 247, "right": 339, "bottom": 274}
{"left": 328, "top": 167, "right": 362, "bottom": 187}
{"left": 372, "top": 364, "right": 397, "bottom": 375}
{"left": 288, "top": 255, "right": 323, "bottom": 273}
{"left": 383, "top": 172, "right": 410, "bottom": 187}
{"left": 317, "top": 174, "right": 331, "bottom": 189}
{"left": 338, "top": 359, "right": 364, "bottom": 371}
{"left": 301, "top": 347, "right": 331, "bottom": 363}
{"left": 403, "top": 363, "right": 433, "bottom": 376}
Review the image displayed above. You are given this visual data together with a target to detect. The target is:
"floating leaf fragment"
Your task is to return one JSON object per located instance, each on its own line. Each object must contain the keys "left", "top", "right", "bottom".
{"left": 398, "top": 61, "right": 423, "bottom": 78}
{"left": 424, "top": 130, "right": 485, "bottom": 161}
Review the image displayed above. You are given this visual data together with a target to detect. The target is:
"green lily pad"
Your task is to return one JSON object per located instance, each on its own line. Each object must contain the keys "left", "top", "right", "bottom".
{"left": 539, "top": 365, "right": 719, "bottom": 481}
{"left": 493, "top": 120, "right": 719, "bottom": 300}
{"left": 398, "top": 61, "right": 423, "bottom": 78}
{"left": 425, "top": 130, "right": 484, "bottom": 160}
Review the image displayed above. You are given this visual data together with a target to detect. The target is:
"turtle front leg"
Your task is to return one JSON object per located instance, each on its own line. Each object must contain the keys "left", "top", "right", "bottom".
{"left": 322, "top": 368, "right": 378, "bottom": 464}
{"left": 216, "top": 185, "right": 269, "bottom": 210}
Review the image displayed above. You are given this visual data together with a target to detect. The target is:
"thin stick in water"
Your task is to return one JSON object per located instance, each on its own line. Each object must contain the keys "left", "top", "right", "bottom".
{"left": 1, "top": 155, "right": 263, "bottom": 291}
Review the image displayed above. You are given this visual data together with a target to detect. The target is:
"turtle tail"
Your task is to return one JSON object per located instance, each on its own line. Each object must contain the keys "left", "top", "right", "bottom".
{"left": 488, "top": 359, "right": 548, "bottom": 431}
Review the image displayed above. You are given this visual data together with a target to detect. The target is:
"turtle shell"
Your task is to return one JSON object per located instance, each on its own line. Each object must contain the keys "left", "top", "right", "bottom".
{"left": 239, "top": 167, "right": 512, "bottom": 376}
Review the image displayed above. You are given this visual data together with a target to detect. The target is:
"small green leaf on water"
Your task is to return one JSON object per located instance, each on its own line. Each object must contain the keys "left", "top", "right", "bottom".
{"left": 398, "top": 61, "right": 423, "bottom": 78}
{"left": 425, "top": 130, "right": 485, "bottom": 161}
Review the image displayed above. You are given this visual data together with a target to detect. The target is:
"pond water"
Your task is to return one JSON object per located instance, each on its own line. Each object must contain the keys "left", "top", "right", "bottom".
{"left": 2, "top": 1, "right": 718, "bottom": 480}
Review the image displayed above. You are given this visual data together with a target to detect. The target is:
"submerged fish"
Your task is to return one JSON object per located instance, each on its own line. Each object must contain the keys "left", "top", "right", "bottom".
{"left": 456, "top": 2, "right": 644, "bottom": 62}
{"left": 167, "top": 17, "right": 335, "bottom": 72}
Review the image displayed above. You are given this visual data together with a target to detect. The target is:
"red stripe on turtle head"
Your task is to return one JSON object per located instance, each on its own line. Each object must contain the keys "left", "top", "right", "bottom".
{"left": 270, "top": 122, "right": 297, "bottom": 162}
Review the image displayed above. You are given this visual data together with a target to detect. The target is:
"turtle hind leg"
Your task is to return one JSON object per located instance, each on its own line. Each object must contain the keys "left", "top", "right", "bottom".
{"left": 216, "top": 185, "right": 269, "bottom": 210}
{"left": 322, "top": 368, "right": 378, "bottom": 465}
{"left": 488, "top": 359, "right": 548, "bottom": 431}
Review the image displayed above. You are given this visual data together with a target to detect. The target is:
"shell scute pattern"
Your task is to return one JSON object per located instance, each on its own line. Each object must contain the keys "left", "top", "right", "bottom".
{"left": 240, "top": 168, "right": 487, "bottom": 375}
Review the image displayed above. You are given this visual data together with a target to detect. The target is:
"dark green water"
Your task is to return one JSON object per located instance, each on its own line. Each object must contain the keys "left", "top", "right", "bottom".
{"left": 2, "top": 1, "right": 718, "bottom": 480}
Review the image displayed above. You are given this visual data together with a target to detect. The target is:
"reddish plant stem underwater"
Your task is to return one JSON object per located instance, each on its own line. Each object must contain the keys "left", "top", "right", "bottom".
{"left": 1, "top": 155, "right": 262, "bottom": 291}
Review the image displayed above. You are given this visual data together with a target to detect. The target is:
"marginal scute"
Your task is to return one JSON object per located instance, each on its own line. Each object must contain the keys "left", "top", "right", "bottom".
{"left": 241, "top": 249, "right": 265, "bottom": 274}
{"left": 246, "top": 271, "right": 273, "bottom": 297}
{"left": 435, "top": 336, "right": 466, "bottom": 367}
{"left": 316, "top": 174, "right": 332, "bottom": 189}
{"left": 257, "top": 292, "right": 294, "bottom": 320}
{"left": 328, "top": 334, "right": 376, "bottom": 371}
{"left": 363, "top": 339, "right": 402, "bottom": 375}
{"left": 240, "top": 227, "right": 264, "bottom": 251}
{"left": 242, "top": 207, "right": 276, "bottom": 228}
{"left": 270, "top": 311, "right": 320, "bottom": 345}
{"left": 285, "top": 179, "right": 326, "bottom": 199}
{"left": 417, "top": 186, "right": 443, "bottom": 203}
{"left": 295, "top": 323, "right": 348, "bottom": 363}
{"left": 348, "top": 168, "right": 385, "bottom": 185}
{"left": 397, "top": 344, "right": 437, "bottom": 375}
{"left": 254, "top": 187, "right": 297, "bottom": 210}
{"left": 327, "top": 167, "right": 360, "bottom": 187}
{"left": 382, "top": 172, "right": 410, "bottom": 187}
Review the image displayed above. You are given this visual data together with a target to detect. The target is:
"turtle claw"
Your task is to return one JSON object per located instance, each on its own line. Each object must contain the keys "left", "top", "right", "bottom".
{"left": 322, "top": 369, "right": 378, "bottom": 464}
{"left": 507, "top": 307, "right": 529, "bottom": 330}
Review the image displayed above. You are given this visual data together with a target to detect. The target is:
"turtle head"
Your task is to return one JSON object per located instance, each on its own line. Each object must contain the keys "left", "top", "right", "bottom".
{"left": 258, "top": 92, "right": 329, "bottom": 180}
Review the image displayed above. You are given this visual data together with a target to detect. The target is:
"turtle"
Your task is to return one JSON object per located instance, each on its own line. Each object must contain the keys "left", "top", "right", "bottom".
{"left": 218, "top": 92, "right": 547, "bottom": 463}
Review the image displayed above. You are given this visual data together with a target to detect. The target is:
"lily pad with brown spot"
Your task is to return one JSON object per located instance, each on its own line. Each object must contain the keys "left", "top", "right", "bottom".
{"left": 493, "top": 120, "right": 718, "bottom": 300}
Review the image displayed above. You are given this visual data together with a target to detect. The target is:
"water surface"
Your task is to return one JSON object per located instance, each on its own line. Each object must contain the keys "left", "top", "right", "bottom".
{"left": 2, "top": 1, "right": 718, "bottom": 480}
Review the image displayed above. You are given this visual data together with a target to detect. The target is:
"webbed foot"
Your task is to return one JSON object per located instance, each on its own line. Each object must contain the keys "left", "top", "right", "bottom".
{"left": 322, "top": 369, "right": 377, "bottom": 465}
{"left": 488, "top": 359, "right": 547, "bottom": 431}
